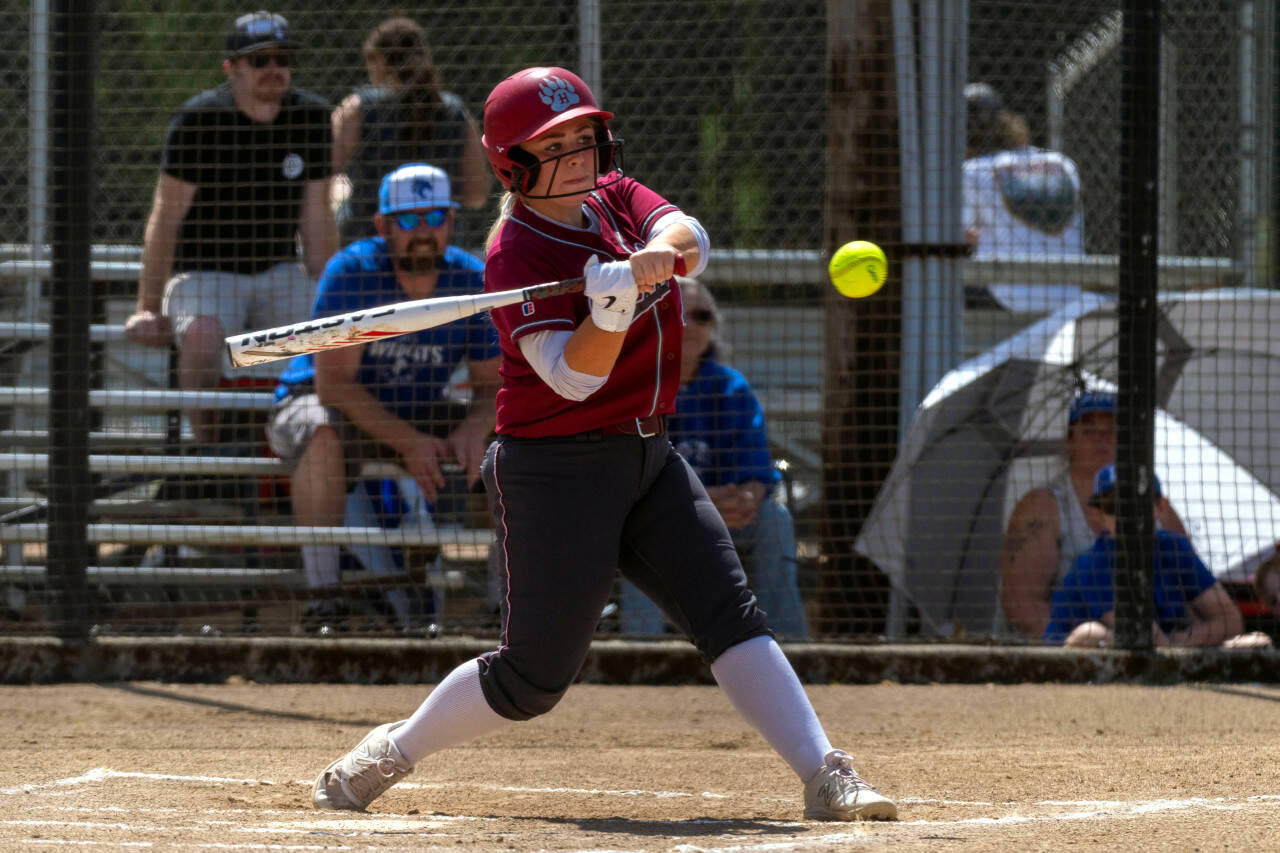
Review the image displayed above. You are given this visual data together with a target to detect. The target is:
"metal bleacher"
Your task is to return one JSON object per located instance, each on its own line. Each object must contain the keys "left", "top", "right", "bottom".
{"left": 0, "top": 250, "right": 482, "bottom": 628}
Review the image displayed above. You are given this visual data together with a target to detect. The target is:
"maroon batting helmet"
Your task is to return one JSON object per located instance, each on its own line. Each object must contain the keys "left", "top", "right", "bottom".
{"left": 481, "top": 67, "right": 621, "bottom": 196}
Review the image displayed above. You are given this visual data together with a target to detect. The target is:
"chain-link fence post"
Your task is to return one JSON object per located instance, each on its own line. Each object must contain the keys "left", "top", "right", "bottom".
{"left": 1114, "top": 0, "right": 1160, "bottom": 650}
{"left": 46, "top": 0, "right": 96, "bottom": 642}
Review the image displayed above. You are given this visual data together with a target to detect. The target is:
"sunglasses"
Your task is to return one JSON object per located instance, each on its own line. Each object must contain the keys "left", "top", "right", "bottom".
{"left": 246, "top": 52, "right": 291, "bottom": 69}
{"left": 393, "top": 209, "right": 449, "bottom": 230}
{"left": 687, "top": 308, "right": 715, "bottom": 325}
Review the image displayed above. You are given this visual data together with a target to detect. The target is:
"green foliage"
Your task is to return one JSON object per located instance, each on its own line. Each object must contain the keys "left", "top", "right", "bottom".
{"left": 7, "top": 0, "right": 827, "bottom": 248}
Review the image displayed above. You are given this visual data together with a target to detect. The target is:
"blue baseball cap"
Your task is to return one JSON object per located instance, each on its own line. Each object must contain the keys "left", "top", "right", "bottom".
{"left": 1069, "top": 391, "right": 1116, "bottom": 424}
{"left": 1092, "top": 464, "right": 1162, "bottom": 500}
{"left": 377, "top": 163, "right": 460, "bottom": 215}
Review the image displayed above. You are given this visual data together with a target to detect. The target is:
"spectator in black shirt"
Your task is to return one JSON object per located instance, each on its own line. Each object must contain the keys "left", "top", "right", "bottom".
{"left": 124, "top": 11, "right": 337, "bottom": 445}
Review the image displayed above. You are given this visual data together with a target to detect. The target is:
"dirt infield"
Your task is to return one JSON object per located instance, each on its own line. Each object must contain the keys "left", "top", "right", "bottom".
{"left": 3, "top": 681, "right": 1278, "bottom": 851}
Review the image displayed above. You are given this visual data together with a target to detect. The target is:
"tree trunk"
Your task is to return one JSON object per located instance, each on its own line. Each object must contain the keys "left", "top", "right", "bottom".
{"left": 820, "top": 0, "right": 903, "bottom": 636}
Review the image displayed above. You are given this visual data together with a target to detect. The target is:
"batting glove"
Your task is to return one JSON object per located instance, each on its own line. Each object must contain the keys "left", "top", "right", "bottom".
{"left": 583, "top": 255, "right": 638, "bottom": 333}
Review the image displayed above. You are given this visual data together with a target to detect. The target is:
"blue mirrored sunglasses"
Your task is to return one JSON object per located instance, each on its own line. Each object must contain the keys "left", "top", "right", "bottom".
{"left": 393, "top": 209, "right": 449, "bottom": 230}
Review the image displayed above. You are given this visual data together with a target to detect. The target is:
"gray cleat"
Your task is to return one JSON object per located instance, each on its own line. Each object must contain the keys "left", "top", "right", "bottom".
{"left": 312, "top": 720, "right": 414, "bottom": 811}
{"left": 802, "top": 749, "right": 897, "bottom": 821}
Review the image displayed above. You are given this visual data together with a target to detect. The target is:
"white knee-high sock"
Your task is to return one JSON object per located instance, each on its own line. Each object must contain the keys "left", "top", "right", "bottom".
{"left": 710, "top": 635, "right": 832, "bottom": 778}
{"left": 301, "top": 545, "right": 340, "bottom": 588}
{"left": 390, "top": 659, "right": 512, "bottom": 765}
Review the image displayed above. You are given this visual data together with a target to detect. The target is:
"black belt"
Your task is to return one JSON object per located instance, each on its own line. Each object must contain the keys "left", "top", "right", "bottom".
{"left": 596, "top": 415, "right": 666, "bottom": 437}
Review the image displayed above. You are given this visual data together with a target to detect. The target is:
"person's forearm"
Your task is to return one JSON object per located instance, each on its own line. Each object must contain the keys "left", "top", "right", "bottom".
{"left": 463, "top": 382, "right": 498, "bottom": 432}
{"left": 999, "top": 499, "right": 1062, "bottom": 640}
{"left": 300, "top": 188, "right": 338, "bottom": 278}
{"left": 1004, "top": 595, "right": 1050, "bottom": 639}
{"left": 564, "top": 320, "right": 627, "bottom": 376}
{"left": 301, "top": 223, "right": 338, "bottom": 278}
{"left": 137, "top": 213, "right": 178, "bottom": 312}
{"left": 1168, "top": 618, "right": 1232, "bottom": 647}
{"left": 318, "top": 382, "right": 420, "bottom": 458}
{"left": 647, "top": 223, "right": 700, "bottom": 274}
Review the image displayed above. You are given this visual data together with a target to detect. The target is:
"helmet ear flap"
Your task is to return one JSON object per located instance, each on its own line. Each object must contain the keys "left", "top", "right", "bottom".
{"left": 508, "top": 146, "right": 539, "bottom": 194}
{"left": 595, "top": 125, "right": 614, "bottom": 173}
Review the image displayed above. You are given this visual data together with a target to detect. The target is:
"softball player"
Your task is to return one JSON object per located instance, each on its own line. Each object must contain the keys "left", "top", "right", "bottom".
{"left": 312, "top": 66, "right": 896, "bottom": 822}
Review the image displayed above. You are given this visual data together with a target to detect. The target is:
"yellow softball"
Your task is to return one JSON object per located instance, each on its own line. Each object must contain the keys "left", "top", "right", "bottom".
{"left": 828, "top": 240, "right": 888, "bottom": 299}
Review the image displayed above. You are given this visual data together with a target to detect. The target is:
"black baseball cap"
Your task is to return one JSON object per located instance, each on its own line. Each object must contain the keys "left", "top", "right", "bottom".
{"left": 226, "top": 11, "right": 298, "bottom": 58}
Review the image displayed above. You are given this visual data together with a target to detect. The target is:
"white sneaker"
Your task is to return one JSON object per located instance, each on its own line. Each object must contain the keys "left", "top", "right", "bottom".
{"left": 802, "top": 749, "right": 897, "bottom": 821}
{"left": 312, "top": 721, "right": 413, "bottom": 811}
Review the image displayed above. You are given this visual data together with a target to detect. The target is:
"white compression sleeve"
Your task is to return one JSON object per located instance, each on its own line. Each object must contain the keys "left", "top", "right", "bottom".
{"left": 709, "top": 634, "right": 832, "bottom": 779}
{"left": 518, "top": 329, "right": 608, "bottom": 401}
{"left": 650, "top": 213, "right": 711, "bottom": 277}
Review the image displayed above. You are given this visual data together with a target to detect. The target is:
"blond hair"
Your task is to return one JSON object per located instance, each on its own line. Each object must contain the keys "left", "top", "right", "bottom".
{"left": 484, "top": 192, "right": 517, "bottom": 253}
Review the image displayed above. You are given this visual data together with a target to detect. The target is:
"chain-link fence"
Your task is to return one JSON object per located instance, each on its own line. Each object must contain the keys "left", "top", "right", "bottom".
{"left": 1, "top": 1, "right": 1277, "bottom": 650}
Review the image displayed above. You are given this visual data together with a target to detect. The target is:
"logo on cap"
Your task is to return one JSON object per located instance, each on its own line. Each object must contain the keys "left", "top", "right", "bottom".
{"left": 227, "top": 11, "right": 296, "bottom": 57}
{"left": 242, "top": 15, "right": 286, "bottom": 40}
{"left": 378, "top": 163, "right": 459, "bottom": 215}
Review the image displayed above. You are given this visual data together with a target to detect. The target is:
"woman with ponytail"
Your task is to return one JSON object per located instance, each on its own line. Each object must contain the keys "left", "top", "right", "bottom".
{"left": 332, "top": 17, "right": 489, "bottom": 246}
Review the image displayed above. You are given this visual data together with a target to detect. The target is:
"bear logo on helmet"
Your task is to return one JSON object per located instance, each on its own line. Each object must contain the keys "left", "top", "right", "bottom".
{"left": 538, "top": 76, "right": 580, "bottom": 112}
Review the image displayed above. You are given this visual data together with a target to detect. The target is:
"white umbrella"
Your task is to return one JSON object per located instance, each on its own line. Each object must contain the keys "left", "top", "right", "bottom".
{"left": 855, "top": 288, "right": 1280, "bottom": 638}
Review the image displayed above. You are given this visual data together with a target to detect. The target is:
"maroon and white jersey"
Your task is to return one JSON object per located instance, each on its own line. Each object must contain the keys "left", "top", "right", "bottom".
{"left": 486, "top": 176, "right": 685, "bottom": 437}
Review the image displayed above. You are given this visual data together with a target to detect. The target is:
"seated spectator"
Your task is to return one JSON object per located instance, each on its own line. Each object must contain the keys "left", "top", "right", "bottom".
{"left": 963, "top": 82, "right": 1085, "bottom": 313}
{"left": 1045, "top": 465, "right": 1270, "bottom": 649}
{"left": 266, "top": 163, "right": 500, "bottom": 632}
{"left": 1000, "top": 391, "right": 1186, "bottom": 640}
{"left": 125, "top": 11, "right": 337, "bottom": 446}
{"left": 331, "top": 16, "right": 489, "bottom": 247}
{"left": 618, "top": 278, "right": 809, "bottom": 639}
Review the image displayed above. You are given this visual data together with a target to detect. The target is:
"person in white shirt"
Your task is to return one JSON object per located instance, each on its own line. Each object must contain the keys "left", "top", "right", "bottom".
{"left": 964, "top": 82, "right": 1084, "bottom": 256}
{"left": 963, "top": 83, "right": 1084, "bottom": 312}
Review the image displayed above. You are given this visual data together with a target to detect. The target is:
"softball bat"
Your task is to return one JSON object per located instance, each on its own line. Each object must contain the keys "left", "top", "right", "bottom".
{"left": 226, "top": 255, "right": 685, "bottom": 368}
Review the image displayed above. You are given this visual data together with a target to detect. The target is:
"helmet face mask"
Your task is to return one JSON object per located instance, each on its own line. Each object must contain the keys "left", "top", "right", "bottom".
{"left": 482, "top": 67, "right": 625, "bottom": 195}
{"left": 509, "top": 136, "right": 625, "bottom": 199}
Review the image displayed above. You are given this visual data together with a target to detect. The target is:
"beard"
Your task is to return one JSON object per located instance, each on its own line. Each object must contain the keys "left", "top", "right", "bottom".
{"left": 394, "top": 239, "right": 443, "bottom": 275}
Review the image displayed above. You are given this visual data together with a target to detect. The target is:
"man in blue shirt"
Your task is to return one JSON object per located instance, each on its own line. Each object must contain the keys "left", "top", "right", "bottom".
{"left": 1044, "top": 464, "right": 1247, "bottom": 647}
{"left": 267, "top": 163, "right": 500, "bottom": 630}
{"left": 618, "top": 278, "right": 808, "bottom": 639}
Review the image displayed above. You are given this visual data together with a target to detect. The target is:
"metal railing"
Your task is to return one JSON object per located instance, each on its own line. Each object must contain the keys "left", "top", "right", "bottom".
{"left": 0, "top": 247, "right": 1239, "bottom": 291}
